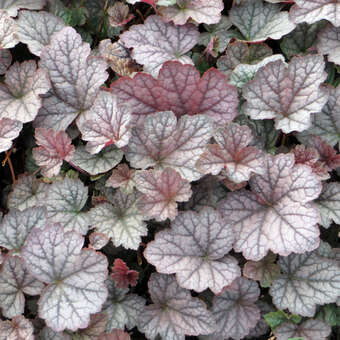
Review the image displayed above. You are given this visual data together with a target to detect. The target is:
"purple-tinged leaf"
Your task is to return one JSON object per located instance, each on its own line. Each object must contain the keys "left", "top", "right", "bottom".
{"left": 111, "top": 259, "right": 138, "bottom": 288}
{"left": 230, "top": 0, "right": 295, "bottom": 42}
{"left": 108, "top": 3, "right": 134, "bottom": 27}
{"left": 0, "top": 48, "right": 12, "bottom": 74}
{"left": 135, "top": 168, "right": 192, "bottom": 221}
{"left": 274, "top": 319, "right": 331, "bottom": 340}
{"left": 0, "top": 255, "right": 44, "bottom": 318}
{"left": 22, "top": 224, "right": 108, "bottom": 332}
{"left": 290, "top": 0, "right": 340, "bottom": 27}
{"left": 0, "top": 10, "right": 18, "bottom": 48}
{"left": 89, "top": 232, "right": 110, "bottom": 250}
{"left": 98, "top": 330, "right": 131, "bottom": 340}
{"left": 45, "top": 177, "right": 90, "bottom": 234}
{"left": 0, "top": 0, "right": 45, "bottom": 17}
{"left": 126, "top": 111, "right": 212, "bottom": 181}
{"left": 0, "top": 207, "right": 46, "bottom": 254}
{"left": 0, "top": 60, "right": 50, "bottom": 123}
{"left": 32, "top": 128, "right": 75, "bottom": 178}
{"left": 103, "top": 279, "right": 145, "bottom": 331}
{"left": 77, "top": 91, "right": 131, "bottom": 153}
{"left": 218, "top": 154, "right": 322, "bottom": 260}
{"left": 17, "top": 10, "right": 65, "bottom": 57}
{"left": 39, "top": 327, "right": 71, "bottom": 340}
{"left": 211, "top": 277, "right": 261, "bottom": 340}
{"left": 138, "top": 273, "right": 216, "bottom": 340}
{"left": 246, "top": 301, "right": 272, "bottom": 339}
{"left": 106, "top": 164, "right": 136, "bottom": 194}
{"left": 72, "top": 313, "right": 107, "bottom": 340}
{"left": 270, "top": 250, "right": 340, "bottom": 316}
{"left": 120, "top": 15, "right": 198, "bottom": 76}
{"left": 196, "top": 123, "right": 265, "bottom": 183}
{"left": 144, "top": 208, "right": 240, "bottom": 293}
{"left": 110, "top": 61, "right": 238, "bottom": 125}
{"left": 243, "top": 55, "right": 328, "bottom": 133}
{"left": 0, "top": 315, "right": 34, "bottom": 340}
{"left": 317, "top": 24, "right": 340, "bottom": 65}
{"left": 0, "top": 118, "right": 22, "bottom": 153}
{"left": 90, "top": 190, "right": 147, "bottom": 250}
{"left": 159, "top": 0, "right": 224, "bottom": 25}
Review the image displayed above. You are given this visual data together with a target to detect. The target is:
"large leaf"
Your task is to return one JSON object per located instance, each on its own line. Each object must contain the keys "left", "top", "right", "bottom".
{"left": 0, "top": 60, "right": 50, "bottom": 123}
{"left": 17, "top": 10, "right": 65, "bottom": 56}
{"left": 196, "top": 122, "right": 265, "bottom": 183}
{"left": 77, "top": 91, "right": 131, "bottom": 153}
{"left": 110, "top": 61, "right": 238, "bottom": 125}
{"left": 243, "top": 55, "right": 328, "bottom": 133}
{"left": 22, "top": 224, "right": 108, "bottom": 332}
{"left": 0, "top": 0, "right": 45, "bottom": 17}
{"left": 144, "top": 207, "right": 240, "bottom": 293}
{"left": 0, "top": 255, "right": 44, "bottom": 318}
{"left": 159, "top": 0, "right": 224, "bottom": 25}
{"left": 290, "top": 0, "right": 340, "bottom": 27}
{"left": 126, "top": 111, "right": 212, "bottom": 181}
{"left": 270, "top": 250, "right": 340, "bottom": 316}
{"left": 275, "top": 319, "right": 331, "bottom": 340}
{"left": 0, "top": 315, "right": 34, "bottom": 340}
{"left": 120, "top": 15, "right": 198, "bottom": 76}
{"left": 90, "top": 190, "right": 147, "bottom": 250}
{"left": 45, "top": 177, "right": 90, "bottom": 235}
{"left": 218, "top": 153, "right": 322, "bottom": 260}
{"left": 135, "top": 168, "right": 192, "bottom": 221}
{"left": 211, "top": 277, "right": 261, "bottom": 340}
{"left": 138, "top": 273, "right": 216, "bottom": 340}
{"left": 0, "top": 118, "right": 22, "bottom": 153}
{"left": 230, "top": 0, "right": 295, "bottom": 42}
{"left": 0, "top": 9, "right": 18, "bottom": 48}
{"left": 317, "top": 24, "right": 340, "bottom": 65}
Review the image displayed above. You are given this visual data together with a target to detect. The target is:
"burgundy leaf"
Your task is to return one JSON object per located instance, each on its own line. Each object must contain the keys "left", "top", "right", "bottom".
{"left": 111, "top": 259, "right": 138, "bottom": 288}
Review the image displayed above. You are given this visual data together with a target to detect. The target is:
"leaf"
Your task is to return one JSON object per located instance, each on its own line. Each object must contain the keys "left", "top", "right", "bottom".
{"left": 111, "top": 259, "right": 138, "bottom": 288}
{"left": 110, "top": 61, "right": 238, "bottom": 125}
{"left": 39, "top": 327, "right": 71, "bottom": 340}
{"left": 45, "top": 177, "right": 90, "bottom": 235}
{"left": 316, "top": 304, "right": 340, "bottom": 327}
{"left": 196, "top": 122, "right": 265, "bottom": 183}
{"left": 120, "top": 15, "right": 198, "bottom": 76}
{"left": 126, "top": 111, "right": 212, "bottom": 181}
{"left": 89, "top": 232, "right": 110, "bottom": 250}
{"left": 159, "top": 0, "right": 224, "bottom": 25}
{"left": 270, "top": 250, "right": 340, "bottom": 316}
{"left": 144, "top": 207, "right": 240, "bottom": 293}
{"left": 315, "top": 182, "right": 340, "bottom": 228}
{"left": 138, "top": 273, "right": 216, "bottom": 340}
{"left": 230, "top": 0, "right": 295, "bottom": 42}
{"left": 0, "top": 315, "right": 34, "bottom": 340}
{"left": 107, "top": 3, "right": 134, "bottom": 27}
{"left": 103, "top": 279, "right": 145, "bottom": 331}
{"left": 317, "top": 24, "right": 340, "bottom": 65}
{"left": 135, "top": 168, "right": 192, "bottom": 221}
{"left": 274, "top": 319, "right": 331, "bottom": 340}
{"left": 0, "top": 48, "right": 12, "bottom": 74}
{"left": 90, "top": 190, "right": 147, "bottom": 250}
{"left": 264, "top": 310, "right": 302, "bottom": 330}
{"left": 72, "top": 313, "right": 107, "bottom": 340}
{"left": 22, "top": 223, "right": 108, "bottom": 332}
{"left": 218, "top": 153, "right": 322, "bottom": 260}
{"left": 0, "top": 118, "right": 22, "bottom": 153}
{"left": 0, "top": 0, "right": 45, "bottom": 17}
{"left": 17, "top": 10, "right": 66, "bottom": 57}
{"left": 290, "top": 0, "right": 340, "bottom": 27}
{"left": 0, "top": 60, "right": 50, "bottom": 123}
{"left": 77, "top": 91, "right": 131, "bottom": 153}
{"left": 0, "top": 206, "right": 46, "bottom": 253}
{"left": 0, "top": 9, "right": 18, "bottom": 48}
{"left": 246, "top": 301, "right": 272, "bottom": 339}
{"left": 32, "top": 128, "right": 75, "bottom": 178}
{"left": 98, "top": 330, "right": 131, "bottom": 340}
{"left": 243, "top": 55, "right": 328, "bottom": 133}
{"left": 243, "top": 252, "right": 280, "bottom": 288}
{"left": 105, "top": 164, "right": 136, "bottom": 194}
{"left": 211, "top": 277, "right": 261, "bottom": 340}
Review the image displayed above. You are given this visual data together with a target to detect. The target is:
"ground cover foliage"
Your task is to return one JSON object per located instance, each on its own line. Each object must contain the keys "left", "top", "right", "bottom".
{"left": 1, "top": 0, "right": 340, "bottom": 339}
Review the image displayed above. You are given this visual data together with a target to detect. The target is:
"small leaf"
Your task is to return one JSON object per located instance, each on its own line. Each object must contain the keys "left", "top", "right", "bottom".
{"left": 144, "top": 207, "right": 240, "bottom": 293}
{"left": 111, "top": 259, "right": 138, "bottom": 288}
{"left": 0, "top": 48, "right": 12, "bottom": 74}
{"left": 317, "top": 24, "right": 340, "bottom": 65}
{"left": 0, "top": 9, "right": 18, "bottom": 48}
{"left": 22, "top": 224, "right": 108, "bottom": 332}
{"left": 107, "top": 3, "right": 134, "bottom": 27}
{"left": 0, "top": 118, "right": 22, "bottom": 153}
{"left": 105, "top": 164, "right": 136, "bottom": 194}
{"left": 264, "top": 310, "right": 301, "bottom": 330}
{"left": 138, "top": 273, "right": 216, "bottom": 340}
{"left": 0, "top": 315, "right": 34, "bottom": 340}
{"left": 89, "top": 232, "right": 110, "bottom": 250}
{"left": 0, "top": 0, "right": 45, "bottom": 17}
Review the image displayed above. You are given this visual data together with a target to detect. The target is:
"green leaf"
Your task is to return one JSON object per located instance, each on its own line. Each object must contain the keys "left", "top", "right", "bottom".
{"left": 316, "top": 304, "right": 340, "bottom": 327}
{"left": 264, "top": 310, "right": 301, "bottom": 330}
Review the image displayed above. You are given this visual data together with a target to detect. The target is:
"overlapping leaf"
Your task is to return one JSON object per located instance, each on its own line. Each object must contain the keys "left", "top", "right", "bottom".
{"left": 0, "top": 0, "right": 45, "bottom": 17}
{"left": 89, "top": 232, "right": 109, "bottom": 250}
{"left": 126, "top": 111, "right": 212, "bottom": 181}
{"left": 211, "top": 277, "right": 261, "bottom": 340}
{"left": 138, "top": 273, "right": 216, "bottom": 340}
{"left": 196, "top": 123, "right": 265, "bottom": 183}
{"left": 317, "top": 24, "right": 340, "bottom": 65}
{"left": 120, "top": 15, "right": 198, "bottom": 76}
{"left": 105, "top": 164, "right": 136, "bottom": 194}
{"left": 39, "top": 327, "right": 71, "bottom": 340}
{"left": 90, "top": 190, "right": 147, "bottom": 250}
{"left": 0, "top": 118, "right": 22, "bottom": 153}
{"left": 0, "top": 315, "right": 34, "bottom": 340}
{"left": 0, "top": 48, "right": 12, "bottom": 74}
{"left": 243, "top": 55, "right": 328, "bottom": 133}
{"left": 98, "top": 330, "right": 130, "bottom": 340}
{"left": 159, "top": 0, "right": 224, "bottom": 25}
{"left": 0, "top": 60, "right": 50, "bottom": 123}
{"left": 22, "top": 224, "right": 108, "bottom": 332}
{"left": 218, "top": 153, "right": 322, "bottom": 260}
{"left": 270, "top": 250, "right": 340, "bottom": 316}
{"left": 0, "top": 10, "right": 18, "bottom": 48}
{"left": 111, "top": 259, "right": 138, "bottom": 288}
{"left": 144, "top": 208, "right": 240, "bottom": 293}
{"left": 71, "top": 313, "right": 107, "bottom": 340}
{"left": 110, "top": 61, "right": 238, "bottom": 124}
{"left": 0, "top": 255, "right": 44, "bottom": 318}
{"left": 77, "top": 91, "right": 131, "bottom": 153}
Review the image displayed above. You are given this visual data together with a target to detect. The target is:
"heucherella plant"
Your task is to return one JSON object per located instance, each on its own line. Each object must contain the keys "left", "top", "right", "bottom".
{"left": 0, "top": 0, "right": 340, "bottom": 339}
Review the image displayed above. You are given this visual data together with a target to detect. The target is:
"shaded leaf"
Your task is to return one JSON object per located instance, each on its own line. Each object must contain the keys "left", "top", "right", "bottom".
{"left": 111, "top": 259, "right": 138, "bottom": 288}
{"left": 105, "top": 164, "right": 136, "bottom": 194}
{"left": 0, "top": 9, "right": 17, "bottom": 48}
{"left": 317, "top": 24, "right": 340, "bottom": 65}
{"left": 0, "top": 0, "right": 45, "bottom": 17}
{"left": 89, "top": 232, "right": 110, "bottom": 250}
{"left": 72, "top": 313, "right": 107, "bottom": 340}
{"left": 0, "top": 118, "right": 22, "bottom": 153}
{"left": 39, "top": 326, "right": 71, "bottom": 340}
{"left": 0, "top": 48, "right": 12, "bottom": 74}
{"left": 246, "top": 301, "right": 272, "bottom": 338}
{"left": 98, "top": 330, "right": 130, "bottom": 340}
{"left": 0, "top": 315, "right": 34, "bottom": 340}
